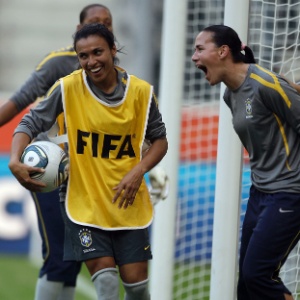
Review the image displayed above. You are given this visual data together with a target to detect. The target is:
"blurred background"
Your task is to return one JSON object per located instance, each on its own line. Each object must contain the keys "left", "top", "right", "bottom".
{"left": 0, "top": 0, "right": 163, "bottom": 93}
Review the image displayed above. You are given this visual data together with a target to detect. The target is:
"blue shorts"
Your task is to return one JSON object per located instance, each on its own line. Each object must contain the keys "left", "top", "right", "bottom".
{"left": 31, "top": 189, "right": 82, "bottom": 286}
{"left": 237, "top": 186, "right": 300, "bottom": 299}
{"left": 60, "top": 202, "right": 152, "bottom": 265}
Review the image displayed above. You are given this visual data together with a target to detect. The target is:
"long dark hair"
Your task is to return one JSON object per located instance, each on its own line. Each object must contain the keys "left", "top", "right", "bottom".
{"left": 203, "top": 25, "right": 256, "bottom": 64}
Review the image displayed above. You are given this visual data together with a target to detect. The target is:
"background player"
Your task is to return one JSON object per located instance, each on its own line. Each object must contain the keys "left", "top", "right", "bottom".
{"left": 0, "top": 4, "right": 113, "bottom": 300}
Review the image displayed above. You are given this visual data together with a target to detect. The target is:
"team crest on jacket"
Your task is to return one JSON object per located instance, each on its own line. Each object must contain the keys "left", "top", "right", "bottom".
{"left": 245, "top": 98, "right": 253, "bottom": 119}
{"left": 79, "top": 228, "right": 92, "bottom": 247}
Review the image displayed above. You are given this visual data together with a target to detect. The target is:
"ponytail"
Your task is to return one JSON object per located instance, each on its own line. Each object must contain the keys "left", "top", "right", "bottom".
{"left": 242, "top": 45, "right": 256, "bottom": 64}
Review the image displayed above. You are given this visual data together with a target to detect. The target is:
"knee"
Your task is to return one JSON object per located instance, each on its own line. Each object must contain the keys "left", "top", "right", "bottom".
{"left": 91, "top": 268, "right": 119, "bottom": 298}
{"left": 242, "top": 266, "right": 261, "bottom": 289}
{"left": 85, "top": 257, "right": 115, "bottom": 276}
{"left": 119, "top": 261, "right": 148, "bottom": 284}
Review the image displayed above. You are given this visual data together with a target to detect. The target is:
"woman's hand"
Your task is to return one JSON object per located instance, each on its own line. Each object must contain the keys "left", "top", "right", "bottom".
{"left": 112, "top": 165, "right": 144, "bottom": 209}
{"left": 9, "top": 160, "right": 46, "bottom": 192}
{"left": 112, "top": 137, "right": 168, "bottom": 209}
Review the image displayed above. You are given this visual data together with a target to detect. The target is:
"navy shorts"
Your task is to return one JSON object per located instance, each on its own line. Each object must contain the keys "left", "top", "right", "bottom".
{"left": 31, "top": 189, "right": 82, "bottom": 286}
{"left": 60, "top": 202, "right": 152, "bottom": 265}
{"left": 237, "top": 186, "right": 300, "bottom": 299}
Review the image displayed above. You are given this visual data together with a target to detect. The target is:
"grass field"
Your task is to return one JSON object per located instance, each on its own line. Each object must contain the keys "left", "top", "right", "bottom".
{"left": 0, "top": 254, "right": 125, "bottom": 300}
{"left": 0, "top": 254, "right": 211, "bottom": 299}
{"left": 173, "top": 263, "right": 210, "bottom": 300}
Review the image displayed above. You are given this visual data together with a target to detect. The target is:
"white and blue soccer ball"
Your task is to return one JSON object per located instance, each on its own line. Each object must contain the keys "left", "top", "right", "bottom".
{"left": 20, "top": 141, "right": 69, "bottom": 193}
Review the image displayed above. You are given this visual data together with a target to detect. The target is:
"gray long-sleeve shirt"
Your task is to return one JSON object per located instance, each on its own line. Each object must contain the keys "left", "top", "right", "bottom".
{"left": 224, "top": 64, "right": 300, "bottom": 193}
{"left": 11, "top": 46, "right": 79, "bottom": 111}
{"left": 9, "top": 46, "right": 79, "bottom": 141}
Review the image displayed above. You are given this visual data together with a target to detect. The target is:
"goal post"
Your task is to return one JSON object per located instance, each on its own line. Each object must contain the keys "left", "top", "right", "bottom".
{"left": 149, "top": 0, "right": 187, "bottom": 299}
{"left": 209, "top": 0, "right": 250, "bottom": 299}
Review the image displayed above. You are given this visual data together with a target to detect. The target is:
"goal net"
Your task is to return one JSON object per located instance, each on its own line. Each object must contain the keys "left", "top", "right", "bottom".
{"left": 171, "top": 0, "right": 300, "bottom": 299}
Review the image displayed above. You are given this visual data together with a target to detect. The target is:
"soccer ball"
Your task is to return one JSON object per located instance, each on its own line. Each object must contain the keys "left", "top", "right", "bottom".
{"left": 20, "top": 141, "right": 69, "bottom": 193}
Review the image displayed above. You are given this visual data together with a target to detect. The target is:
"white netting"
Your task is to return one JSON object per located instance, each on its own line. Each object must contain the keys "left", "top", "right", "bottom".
{"left": 249, "top": 0, "right": 300, "bottom": 80}
{"left": 173, "top": 0, "right": 300, "bottom": 299}
{"left": 173, "top": 1, "right": 224, "bottom": 299}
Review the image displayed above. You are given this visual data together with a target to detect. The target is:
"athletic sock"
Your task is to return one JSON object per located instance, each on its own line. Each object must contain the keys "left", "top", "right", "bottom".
{"left": 34, "top": 274, "right": 64, "bottom": 300}
{"left": 57, "top": 286, "right": 76, "bottom": 300}
{"left": 123, "top": 279, "right": 150, "bottom": 300}
{"left": 91, "top": 268, "right": 119, "bottom": 300}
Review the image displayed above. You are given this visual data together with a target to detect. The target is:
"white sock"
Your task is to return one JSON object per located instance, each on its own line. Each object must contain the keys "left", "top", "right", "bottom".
{"left": 34, "top": 275, "right": 64, "bottom": 300}
{"left": 92, "top": 268, "right": 120, "bottom": 300}
{"left": 123, "top": 279, "right": 150, "bottom": 300}
{"left": 57, "top": 286, "right": 76, "bottom": 300}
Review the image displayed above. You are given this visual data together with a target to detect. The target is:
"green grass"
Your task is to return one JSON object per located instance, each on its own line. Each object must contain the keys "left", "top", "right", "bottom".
{"left": 173, "top": 263, "right": 211, "bottom": 300}
{"left": 0, "top": 254, "right": 39, "bottom": 300}
{"left": 0, "top": 254, "right": 211, "bottom": 300}
{"left": 0, "top": 254, "right": 124, "bottom": 300}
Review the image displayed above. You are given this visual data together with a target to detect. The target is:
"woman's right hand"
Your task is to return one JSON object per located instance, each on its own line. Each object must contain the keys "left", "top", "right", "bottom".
{"left": 8, "top": 160, "right": 46, "bottom": 192}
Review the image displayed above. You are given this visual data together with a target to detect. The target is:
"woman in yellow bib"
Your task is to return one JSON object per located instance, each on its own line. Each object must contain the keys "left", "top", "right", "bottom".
{"left": 9, "top": 23, "right": 168, "bottom": 300}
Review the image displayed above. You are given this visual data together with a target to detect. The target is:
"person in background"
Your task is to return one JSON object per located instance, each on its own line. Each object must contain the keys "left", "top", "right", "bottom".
{"left": 0, "top": 4, "right": 113, "bottom": 300}
{"left": 192, "top": 24, "right": 300, "bottom": 300}
{"left": 280, "top": 75, "right": 300, "bottom": 94}
{"left": 9, "top": 23, "right": 168, "bottom": 300}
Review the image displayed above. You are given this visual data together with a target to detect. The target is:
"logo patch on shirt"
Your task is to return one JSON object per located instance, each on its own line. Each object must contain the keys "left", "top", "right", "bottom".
{"left": 245, "top": 98, "right": 253, "bottom": 119}
{"left": 79, "top": 228, "right": 93, "bottom": 247}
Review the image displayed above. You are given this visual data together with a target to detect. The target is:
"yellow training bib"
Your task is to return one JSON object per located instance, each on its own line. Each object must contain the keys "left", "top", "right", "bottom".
{"left": 61, "top": 69, "right": 153, "bottom": 230}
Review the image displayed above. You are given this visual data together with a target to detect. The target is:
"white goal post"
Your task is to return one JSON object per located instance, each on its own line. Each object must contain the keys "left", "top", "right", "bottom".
{"left": 209, "top": 0, "right": 250, "bottom": 299}
{"left": 149, "top": 0, "right": 187, "bottom": 299}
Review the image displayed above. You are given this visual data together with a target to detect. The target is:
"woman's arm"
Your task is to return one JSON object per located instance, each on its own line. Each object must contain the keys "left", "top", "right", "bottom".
{"left": 8, "top": 82, "right": 63, "bottom": 191}
{"left": 112, "top": 137, "right": 168, "bottom": 209}
{"left": 0, "top": 100, "right": 19, "bottom": 126}
{"left": 9, "top": 132, "right": 46, "bottom": 192}
{"left": 280, "top": 74, "right": 300, "bottom": 93}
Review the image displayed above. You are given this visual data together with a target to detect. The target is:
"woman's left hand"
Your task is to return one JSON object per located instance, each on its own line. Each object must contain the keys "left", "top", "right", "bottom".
{"left": 112, "top": 165, "right": 144, "bottom": 209}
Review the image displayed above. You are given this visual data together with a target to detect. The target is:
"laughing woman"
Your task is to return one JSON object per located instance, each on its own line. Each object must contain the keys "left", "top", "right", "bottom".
{"left": 9, "top": 23, "right": 168, "bottom": 300}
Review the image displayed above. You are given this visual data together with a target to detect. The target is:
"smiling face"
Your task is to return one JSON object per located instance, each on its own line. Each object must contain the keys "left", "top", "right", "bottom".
{"left": 192, "top": 31, "right": 223, "bottom": 86}
{"left": 76, "top": 34, "right": 117, "bottom": 91}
